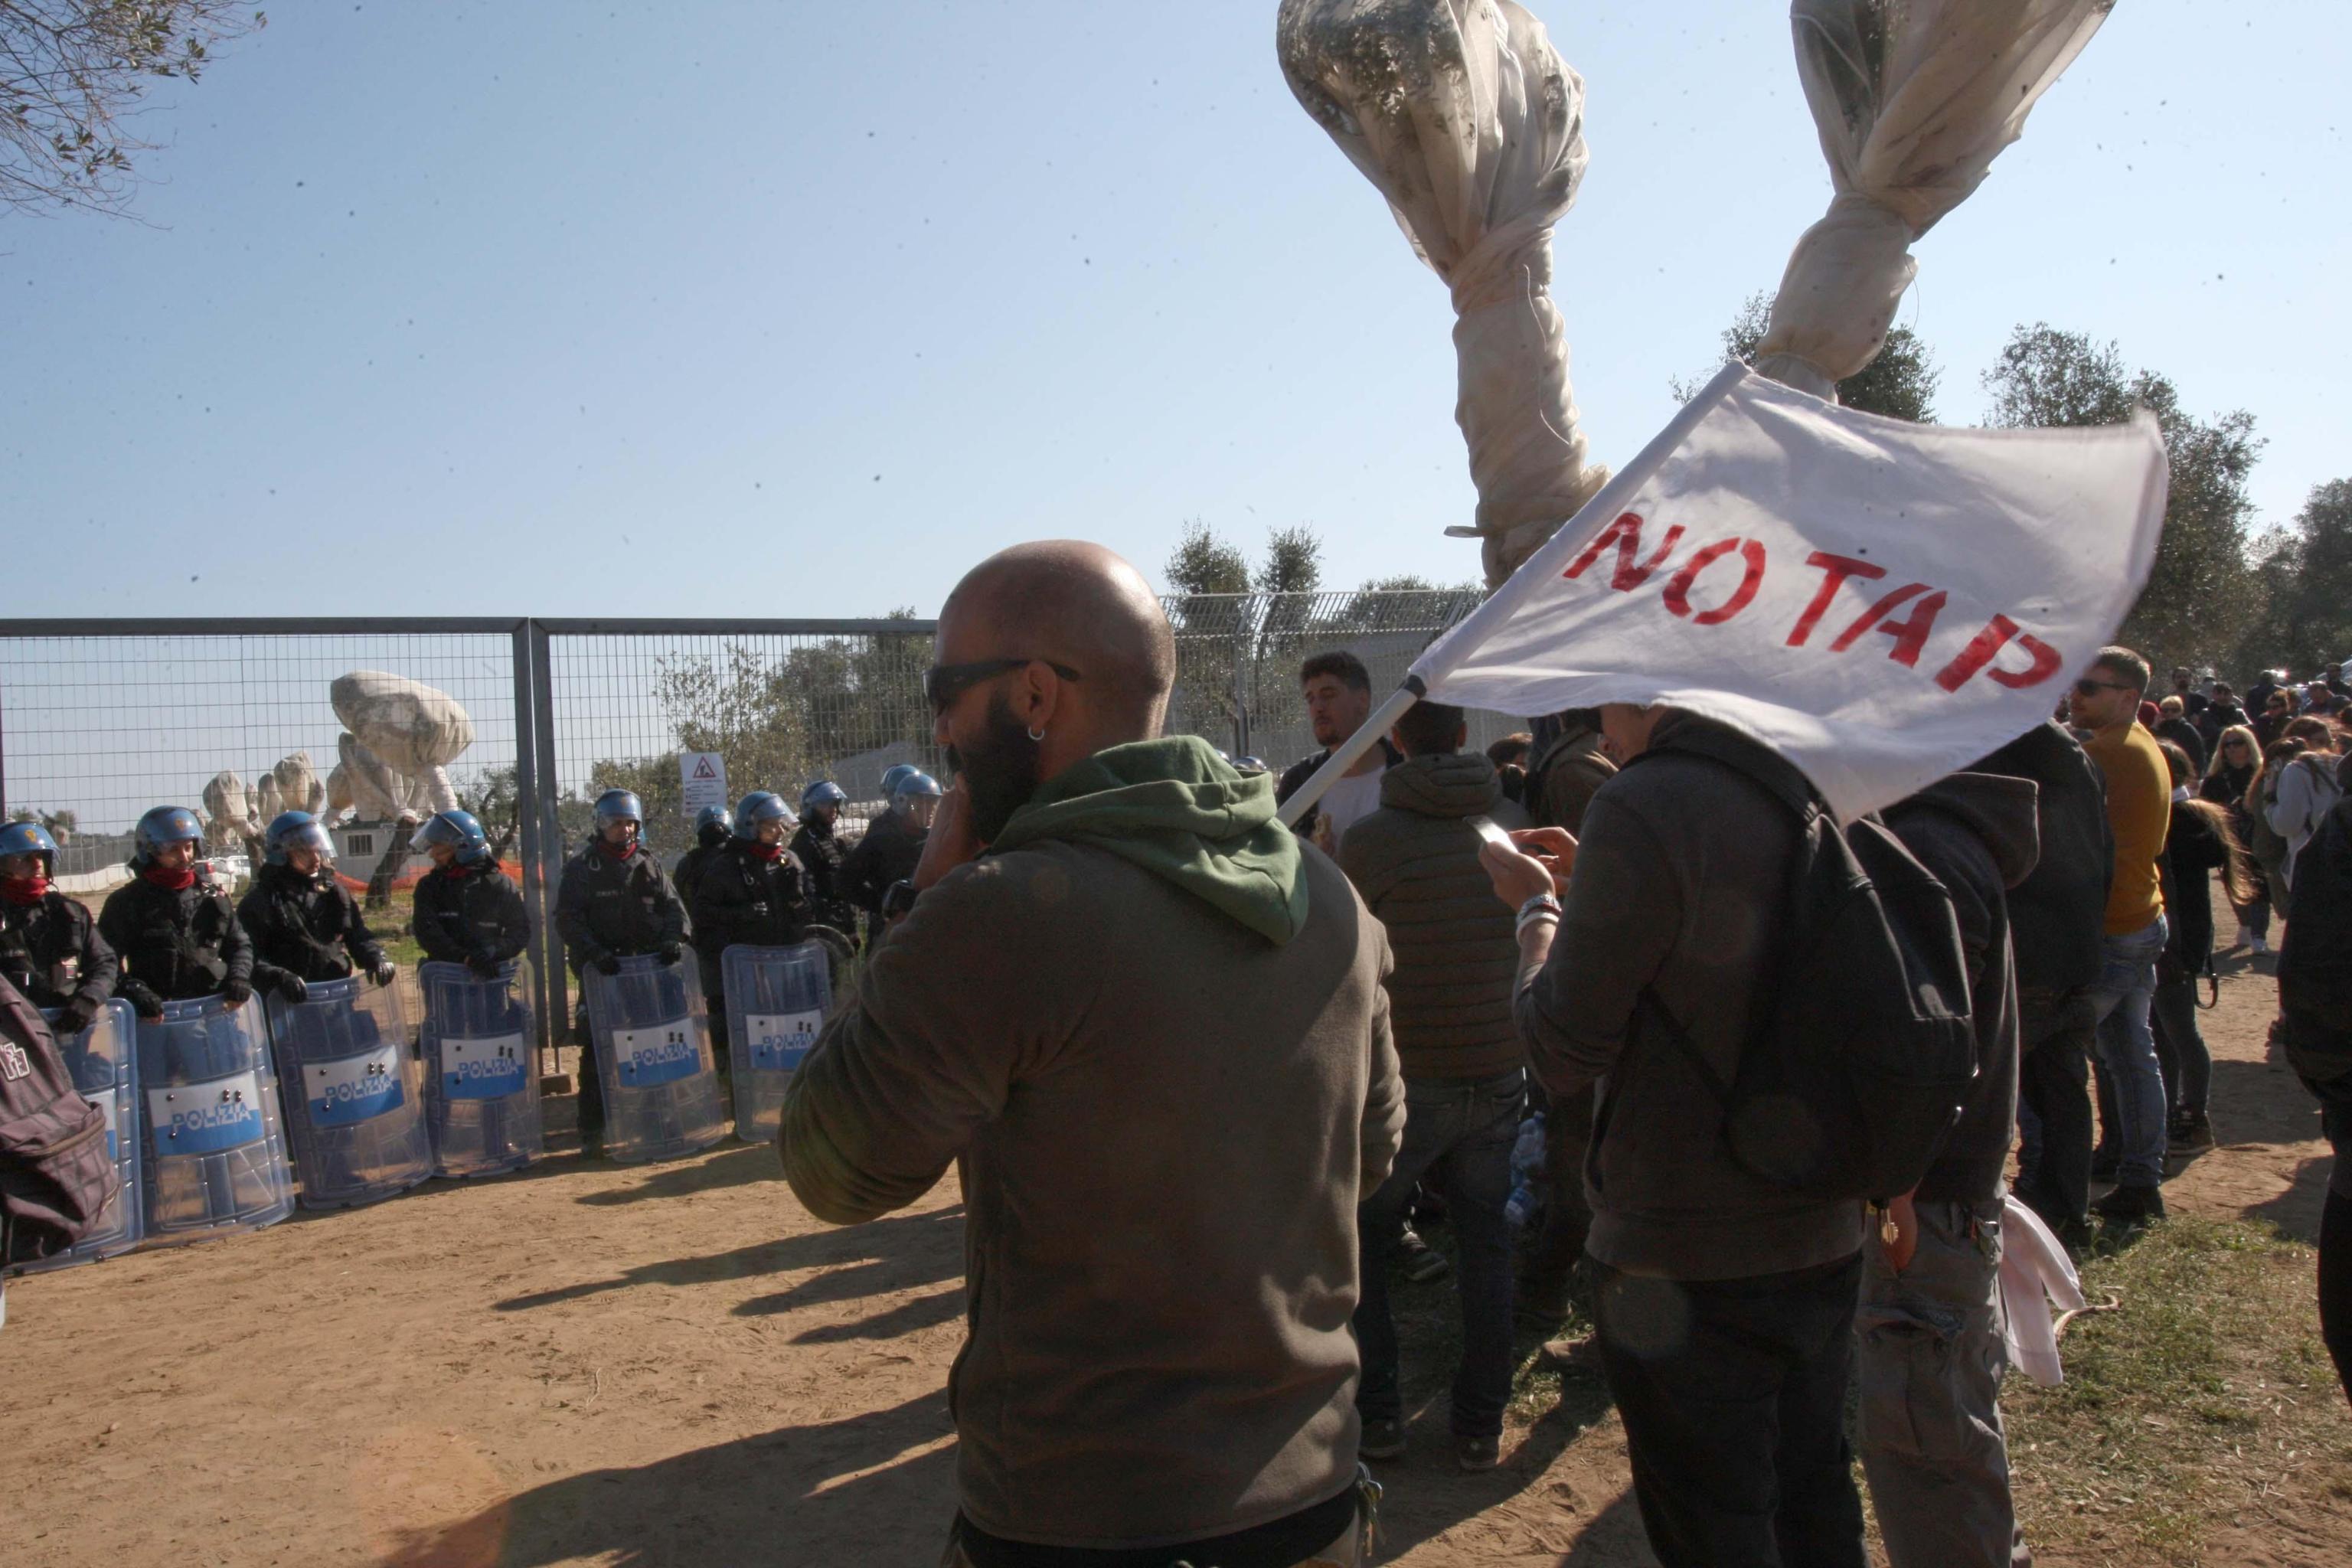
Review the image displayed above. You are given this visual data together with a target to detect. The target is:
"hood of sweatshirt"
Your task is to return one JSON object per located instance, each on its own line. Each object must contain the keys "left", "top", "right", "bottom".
{"left": 1377, "top": 752, "right": 1505, "bottom": 820}
{"left": 1905, "top": 772, "right": 2043, "bottom": 890}
{"left": 988, "top": 735, "right": 1308, "bottom": 945}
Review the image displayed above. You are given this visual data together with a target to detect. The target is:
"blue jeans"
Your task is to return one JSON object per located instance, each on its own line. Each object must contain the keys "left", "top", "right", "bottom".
{"left": 2088, "top": 917, "right": 2168, "bottom": 1189}
{"left": 1354, "top": 1067, "right": 1523, "bottom": 1439}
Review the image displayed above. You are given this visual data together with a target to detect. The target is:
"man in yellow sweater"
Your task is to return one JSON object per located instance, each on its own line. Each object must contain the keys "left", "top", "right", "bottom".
{"left": 2073, "top": 646, "right": 2173, "bottom": 1222}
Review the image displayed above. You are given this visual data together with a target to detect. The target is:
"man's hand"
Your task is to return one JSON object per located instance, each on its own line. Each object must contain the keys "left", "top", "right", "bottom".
{"left": 912, "top": 779, "right": 984, "bottom": 892}
{"left": 54, "top": 996, "right": 100, "bottom": 1037}
{"left": 370, "top": 960, "right": 397, "bottom": 988}
{"left": 1480, "top": 826, "right": 1577, "bottom": 909}
{"left": 656, "top": 942, "right": 684, "bottom": 966}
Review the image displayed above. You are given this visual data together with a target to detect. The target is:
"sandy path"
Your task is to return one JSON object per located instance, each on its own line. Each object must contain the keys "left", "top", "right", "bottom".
{"left": 2, "top": 886, "right": 2337, "bottom": 1566}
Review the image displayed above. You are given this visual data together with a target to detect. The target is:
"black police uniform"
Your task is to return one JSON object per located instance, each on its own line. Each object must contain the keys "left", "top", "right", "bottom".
{"left": 787, "top": 815, "right": 858, "bottom": 936}
{"left": 554, "top": 841, "right": 687, "bottom": 1145}
{"left": 96, "top": 867, "right": 260, "bottom": 1016}
{"left": 671, "top": 823, "right": 730, "bottom": 919}
{"left": 690, "top": 838, "right": 814, "bottom": 1050}
{"left": 412, "top": 861, "right": 531, "bottom": 974}
{"left": 0, "top": 887, "right": 119, "bottom": 1035}
{"left": 238, "top": 863, "right": 390, "bottom": 984}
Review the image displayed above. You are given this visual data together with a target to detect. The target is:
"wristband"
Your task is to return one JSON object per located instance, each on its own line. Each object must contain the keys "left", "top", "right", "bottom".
{"left": 1515, "top": 893, "right": 1563, "bottom": 936}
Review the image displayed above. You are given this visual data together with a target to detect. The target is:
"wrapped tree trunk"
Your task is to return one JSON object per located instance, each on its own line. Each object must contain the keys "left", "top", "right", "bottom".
{"left": 1279, "top": 0, "right": 1607, "bottom": 586}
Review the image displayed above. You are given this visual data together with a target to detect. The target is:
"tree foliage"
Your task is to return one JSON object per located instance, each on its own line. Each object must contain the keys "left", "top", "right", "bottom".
{"left": 1984, "top": 324, "right": 2264, "bottom": 672}
{"left": 1677, "top": 291, "right": 1940, "bottom": 422}
{"left": 1164, "top": 519, "right": 1249, "bottom": 597}
{"left": 2237, "top": 481, "right": 2352, "bottom": 677}
{"left": 2, "top": 2, "right": 263, "bottom": 218}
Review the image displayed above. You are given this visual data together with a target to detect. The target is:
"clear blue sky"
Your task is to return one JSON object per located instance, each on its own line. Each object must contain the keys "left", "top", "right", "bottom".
{"left": 7, "top": 0, "right": 2344, "bottom": 619}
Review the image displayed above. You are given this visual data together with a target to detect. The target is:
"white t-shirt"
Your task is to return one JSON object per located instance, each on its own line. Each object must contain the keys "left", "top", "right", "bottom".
{"left": 1318, "top": 768, "right": 1388, "bottom": 848}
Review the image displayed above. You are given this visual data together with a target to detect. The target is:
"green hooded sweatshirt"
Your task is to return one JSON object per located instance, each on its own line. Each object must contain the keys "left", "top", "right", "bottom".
{"left": 985, "top": 735, "right": 1308, "bottom": 945}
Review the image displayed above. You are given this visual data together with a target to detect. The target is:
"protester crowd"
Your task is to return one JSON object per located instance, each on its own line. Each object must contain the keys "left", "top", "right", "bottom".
{"left": 8, "top": 542, "right": 2351, "bottom": 1564}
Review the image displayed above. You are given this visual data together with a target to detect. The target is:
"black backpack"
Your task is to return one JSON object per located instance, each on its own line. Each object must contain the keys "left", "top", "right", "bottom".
{"left": 0, "top": 974, "right": 117, "bottom": 1264}
{"left": 1637, "top": 727, "right": 1978, "bottom": 1204}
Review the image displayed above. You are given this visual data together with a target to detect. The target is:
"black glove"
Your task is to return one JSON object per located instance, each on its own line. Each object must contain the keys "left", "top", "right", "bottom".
{"left": 117, "top": 978, "right": 164, "bottom": 1021}
{"left": 593, "top": 952, "right": 623, "bottom": 976}
{"left": 465, "top": 952, "right": 502, "bottom": 979}
{"left": 220, "top": 977, "right": 254, "bottom": 1008}
{"left": 370, "top": 960, "right": 397, "bottom": 988}
{"left": 656, "top": 942, "right": 684, "bottom": 966}
{"left": 273, "top": 972, "right": 309, "bottom": 1004}
{"left": 54, "top": 996, "right": 100, "bottom": 1037}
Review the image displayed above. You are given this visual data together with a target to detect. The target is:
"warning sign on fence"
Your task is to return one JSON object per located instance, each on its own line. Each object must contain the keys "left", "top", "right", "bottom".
{"left": 679, "top": 751, "right": 728, "bottom": 817}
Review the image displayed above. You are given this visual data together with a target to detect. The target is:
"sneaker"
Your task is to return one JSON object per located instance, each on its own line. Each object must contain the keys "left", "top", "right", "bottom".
{"left": 2252, "top": 935, "right": 2271, "bottom": 956}
{"left": 2169, "top": 1113, "right": 2216, "bottom": 1154}
{"left": 1359, "top": 1416, "right": 1405, "bottom": 1462}
{"left": 1455, "top": 1433, "right": 1501, "bottom": 1472}
{"left": 1398, "top": 1228, "right": 1452, "bottom": 1284}
{"left": 2092, "top": 1182, "right": 2167, "bottom": 1223}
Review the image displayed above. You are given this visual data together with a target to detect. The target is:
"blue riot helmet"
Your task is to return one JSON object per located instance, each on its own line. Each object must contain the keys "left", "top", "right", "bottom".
{"left": 133, "top": 805, "right": 205, "bottom": 865}
{"left": 1235, "top": 755, "right": 1269, "bottom": 776}
{"left": 801, "top": 780, "right": 848, "bottom": 812}
{"left": 409, "top": 808, "right": 491, "bottom": 864}
{"left": 593, "top": 789, "right": 643, "bottom": 828}
{"left": 733, "top": 790, "right": 795, "bottom": 840}
{"left": 263, "top": 810, "right": 335, "bottom": 867}
{"left": 893, "top": 771, "right": 942, "bottom": 807}
{"left": 695, "top": 804, "right": 733, "bottom": 835}
{"left": 877, "top": 763, "right": 918, "bottom": 802}
{"left": 0, "top": 820, "right": 59, "bottom": 877}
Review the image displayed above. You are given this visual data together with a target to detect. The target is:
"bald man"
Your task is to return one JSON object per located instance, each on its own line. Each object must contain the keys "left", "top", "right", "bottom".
{"left": 779, "top": 541, "right": 1403, "bottom": 1566}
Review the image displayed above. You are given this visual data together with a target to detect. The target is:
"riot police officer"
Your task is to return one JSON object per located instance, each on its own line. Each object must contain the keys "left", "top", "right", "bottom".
{"left": 238, "top": 812, "right": 396, "bottom": 987}
{"left": 410, "top": 810, "right": 529, "bottom": 975}
{"left": 98, "top": 805, "right": 299, "bottom": 1019}
{"left": 674, "top": 804, "right": 732, "bottom": 908}
{"left": 0, "top": 821, "right": 118, "bottom": 1036}
{"left": 554, "top": 789, "right": 687, "bottom": 1155}
{"left": 841, "top": 770, "right": 940, "bottom": 939}
{"left": 788, "top": 781, "right": 856, "bottom": 936}
{"left": 692, "top": 790, "right": 815, "bottom": 1048}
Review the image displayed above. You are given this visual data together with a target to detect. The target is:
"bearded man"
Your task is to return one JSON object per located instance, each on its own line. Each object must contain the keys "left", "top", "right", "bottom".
{"left": 778, "top": 541, "right": 1402, "bottom": 1566}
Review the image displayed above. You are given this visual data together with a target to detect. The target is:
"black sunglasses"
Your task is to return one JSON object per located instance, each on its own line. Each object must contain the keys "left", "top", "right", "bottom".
{"left": 923, "top": 657, "right": 1082, "bottom": 714}
{"left": 2072, "top": 678, "right": 2133, "bottom": 697}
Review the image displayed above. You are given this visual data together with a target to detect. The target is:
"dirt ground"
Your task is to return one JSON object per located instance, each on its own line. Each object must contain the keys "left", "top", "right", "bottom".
{"left": 4, "top": 885, "right": 2345, "bottom": 1568}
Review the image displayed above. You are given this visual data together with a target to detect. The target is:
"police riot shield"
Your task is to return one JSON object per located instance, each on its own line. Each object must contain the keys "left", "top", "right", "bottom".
{"left": 720, "top": 941, "right": 833, "bottom": 1143}
{"left": 7, "top": 1000, "right": 143, "bottom": 1275}
{"left": 135, "top": 994, "right": 294, "bottom": 1243}
{"left": 266, "top": 975, "right": 431, "bottom": 1210}
{"left": 582, "top": 950, "right": 727, "bottom": 1163}
{"left": 418, "top": 959, "right": 543, "bottom": 1178}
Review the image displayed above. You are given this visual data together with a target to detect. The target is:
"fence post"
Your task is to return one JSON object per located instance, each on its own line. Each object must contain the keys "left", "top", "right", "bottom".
{"left": 1230, "top": 606, "right": 1252, "bottom": 760}
{"left": 521, "top": 620, "right": 570, "bottom": 1070}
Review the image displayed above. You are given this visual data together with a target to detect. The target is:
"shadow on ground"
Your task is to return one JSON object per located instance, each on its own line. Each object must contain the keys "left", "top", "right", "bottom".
{"left": 574, "top": 1142, "right": 784, "bottom": 1206}
{"left": 377, "top": 1390, "right": 958, "bottom": 1568}
{"left": 495, "top": 1204, "right": 964, "bottom": 1312}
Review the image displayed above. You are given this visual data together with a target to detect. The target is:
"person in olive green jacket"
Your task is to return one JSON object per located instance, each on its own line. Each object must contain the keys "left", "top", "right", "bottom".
{"left": 779, "top": 542, "right": 1401, "bottom": 1567}
{"left": 1337, "top": 699, "right": 1530, "bottom": 1472}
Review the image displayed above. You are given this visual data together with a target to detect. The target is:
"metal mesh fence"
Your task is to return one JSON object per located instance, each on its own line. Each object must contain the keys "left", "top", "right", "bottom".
{"left": 3, "top": 595, "right": 1533, "bottom": 1056}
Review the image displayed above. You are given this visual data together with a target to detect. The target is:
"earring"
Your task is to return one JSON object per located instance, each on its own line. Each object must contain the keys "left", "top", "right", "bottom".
{"left": 1027, "top": 726, "right": 1046, "bottom": 743}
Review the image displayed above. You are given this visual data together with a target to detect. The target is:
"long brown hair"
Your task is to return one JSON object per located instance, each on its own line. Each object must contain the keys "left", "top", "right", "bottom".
{"left": 2249, "top": 737, "right": 2305, "bottom": 812}
{"left": 2158, "top": 740, "right": 2256, "bottom": 906}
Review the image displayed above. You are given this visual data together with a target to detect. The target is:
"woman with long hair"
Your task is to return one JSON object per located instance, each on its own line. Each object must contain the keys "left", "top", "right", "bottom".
{"left": 2155, "top": 740, "right": 2255, "bottom": 1154}
{"left": 2248, "top": 738, "right": 2307, "bottom": 920}
{"left": 2203, "top": 724, "right": 2270, "bottom": 952}
{"left": 2271, "top": 719, "right": 2347, "bottom": 894}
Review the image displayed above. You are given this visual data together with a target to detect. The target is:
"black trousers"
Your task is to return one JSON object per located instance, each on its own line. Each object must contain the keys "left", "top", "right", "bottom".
{"left": 570, "top": 1002, "right": 604, "bottom": 1142}
{"left": 1592, "top": 1252, "right": 1868, "bottom": 1568}
{"left": 2017, "top": 991, "right": 2096, "bottom": 1230}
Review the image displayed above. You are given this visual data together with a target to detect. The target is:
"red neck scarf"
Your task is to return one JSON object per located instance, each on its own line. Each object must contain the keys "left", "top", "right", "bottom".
{"left": 0, "top": 874, "right": 49, "bottom": 906}
{"left": 142, "top": 864, "right": 197, "bottom": 891}
{"left": 746, "top": 839, "right": 784, "bottom": 863}
{"left": 597, "top": 838, "right": 638, "bottom": 863}
{"left": 441, "top": 861, "right": 474, "bottom": 880}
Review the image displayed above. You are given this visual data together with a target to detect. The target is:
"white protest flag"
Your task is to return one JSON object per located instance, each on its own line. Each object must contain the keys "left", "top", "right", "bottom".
{"left": 1408, "top": 362, "right": 2170, "bottom": 820}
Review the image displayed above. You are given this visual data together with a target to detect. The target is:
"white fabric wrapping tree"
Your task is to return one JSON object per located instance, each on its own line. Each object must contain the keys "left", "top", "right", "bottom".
{"left": 1753, "top": 0, "right": 2112, "bottom": 398}
{"left": 331, "top": 671, "right": 474, "bottom": 815}
{"left": 1278, "top": 0, "right": 1607, "bottom": 586}
{"left": 336, "top": 730, "right": 413, "bottom": 822}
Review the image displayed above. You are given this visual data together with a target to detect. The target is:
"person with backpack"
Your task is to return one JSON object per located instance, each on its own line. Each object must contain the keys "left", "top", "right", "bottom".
{"left": 2267, "top": 719, "right": 2344, "bottom": 894}
{"left": 2070, "top": 648, "right": 2174, "bottom": 1225}
{"left": 1482, "top": 703, "right": 1888, "bottom": 1568}
{"left": 1860, "top": 769, "right": 2040, "bottom": 1568}
{"left": 2151, "top": 741, "right": 2255, "bottom": 1157}
{"left": 0, "top": 822, "right": 118, "bottom": 1040}
{"left": 0, "top": 972, "right": 119, "bottom": 1330}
